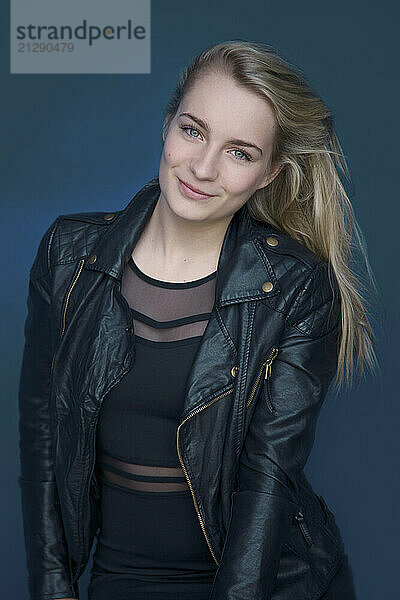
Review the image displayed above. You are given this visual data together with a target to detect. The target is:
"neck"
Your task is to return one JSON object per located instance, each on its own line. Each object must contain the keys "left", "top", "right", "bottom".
{"left": 134, "top": 192, "right": 233, "bottom": 276}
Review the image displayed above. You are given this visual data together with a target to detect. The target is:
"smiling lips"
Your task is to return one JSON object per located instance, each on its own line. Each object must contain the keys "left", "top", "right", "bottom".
{"left": 177, "top": 177, "right": 215, "bottom": 200}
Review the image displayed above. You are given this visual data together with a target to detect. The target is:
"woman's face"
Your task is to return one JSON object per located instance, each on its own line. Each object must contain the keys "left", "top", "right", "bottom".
{"left": 158, "top": 70, "right": 282, "bottom": 224}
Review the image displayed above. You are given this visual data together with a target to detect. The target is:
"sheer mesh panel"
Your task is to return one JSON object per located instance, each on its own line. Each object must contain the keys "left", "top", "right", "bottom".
{"left": 97, "top": 452, "right": 188, "bottom": 492}
{"left": 121, "top": 257, "right": 217, "bottom": 342}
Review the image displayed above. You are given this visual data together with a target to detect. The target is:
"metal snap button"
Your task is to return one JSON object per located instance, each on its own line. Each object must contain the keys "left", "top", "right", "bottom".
{"left": 104, "top": 213, "right": 115, "bottom": 221}
{"left": 266, "top": 236, "right": 278, "bottom": 246}
{"left": 231, "top": 365, "right": 240, "bottom": 377}
{"left": 262, "top": 281, "right": 273, "bottom": 293}
{"left": 88, "top": 254, "right": 97, "bottom": 264}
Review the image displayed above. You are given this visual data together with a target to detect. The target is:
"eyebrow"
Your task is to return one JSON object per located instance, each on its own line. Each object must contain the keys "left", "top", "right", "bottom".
{"left": 179, "top": 112, "right": 263, "bottom": 155}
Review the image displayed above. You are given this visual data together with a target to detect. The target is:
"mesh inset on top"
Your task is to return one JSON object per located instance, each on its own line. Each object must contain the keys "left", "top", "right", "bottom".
{"left": 121, "top": 256, "right": 217, "bottom": 342}
{"left": 97, "top": 451, "right": 189, "bottom": 492}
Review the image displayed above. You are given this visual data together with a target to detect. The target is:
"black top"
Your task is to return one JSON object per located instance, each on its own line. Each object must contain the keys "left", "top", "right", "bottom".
{"left": 90, "top": 255, "right": 219, "bottom": 599}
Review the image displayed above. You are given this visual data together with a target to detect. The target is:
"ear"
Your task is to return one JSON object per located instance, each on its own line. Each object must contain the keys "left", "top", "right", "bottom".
{"left": 256, "top": 162, "right": 284, "bottom": 190}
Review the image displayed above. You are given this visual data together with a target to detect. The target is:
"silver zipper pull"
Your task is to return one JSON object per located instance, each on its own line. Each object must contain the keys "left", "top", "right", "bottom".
{"left": 294, "top": 511, "right": 314, "bottom": 546}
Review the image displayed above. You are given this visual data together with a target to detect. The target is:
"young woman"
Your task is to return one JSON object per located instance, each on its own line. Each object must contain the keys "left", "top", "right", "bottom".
{"left": 18, "top": 41, "right": 376, "bottom": 600}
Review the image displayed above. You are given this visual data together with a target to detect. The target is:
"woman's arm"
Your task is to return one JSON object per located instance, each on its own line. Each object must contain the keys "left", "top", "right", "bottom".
{"left": 18, "top": 218, "right": 79, "bottom": 600}
{"left": 209, "top": 260, "right": 342, "bottom": 600}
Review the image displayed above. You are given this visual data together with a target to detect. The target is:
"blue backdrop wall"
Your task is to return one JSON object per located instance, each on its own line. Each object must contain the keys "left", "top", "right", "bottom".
{"left": 1, "top": 1, "right": 398, "bottom": 598}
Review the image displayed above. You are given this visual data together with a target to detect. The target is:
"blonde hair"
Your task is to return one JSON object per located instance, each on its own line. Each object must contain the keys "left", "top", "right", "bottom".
{"left": 161, "top": 40, "right": 378, "bottom": 388}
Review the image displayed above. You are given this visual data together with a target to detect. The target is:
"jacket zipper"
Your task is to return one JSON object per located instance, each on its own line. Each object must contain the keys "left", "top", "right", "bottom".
{"left": 294, "top": 511, "right": 314, "bottom": 546}
{"left": 176, "top": 387, "right": 234, "bottom": 566}
{"left": 61, "top": 258, "right": 85, "bottom": 336}
{"left": 50, "top": 258, "right": 85, "bottom": 380}
{"left": 246, "top": 347, "right": 279, "bottom": 409}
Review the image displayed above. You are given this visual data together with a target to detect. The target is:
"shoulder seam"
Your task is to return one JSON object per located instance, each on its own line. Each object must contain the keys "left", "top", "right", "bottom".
{"left": 47, "top": 216, "right": 60, "bottom": 273}
{"left": 29, "top": 216, "right": 61, "bottom": 281}
{"left": 285, "top": 260, "right": 326, "bottom": 325}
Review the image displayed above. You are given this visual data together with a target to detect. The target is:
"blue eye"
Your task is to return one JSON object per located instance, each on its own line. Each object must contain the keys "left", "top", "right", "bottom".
{"left": 181, "top": 125, "right": 201, "bottom": 139}
{"left": 231, "top": 149, "right": 252, "bottom": 162}
{"left": 179, "top": 124, "right": 253, "bottom": 162}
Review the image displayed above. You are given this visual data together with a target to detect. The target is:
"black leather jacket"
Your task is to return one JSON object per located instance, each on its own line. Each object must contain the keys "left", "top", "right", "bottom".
{"left": 18, "top": 177, "right": 346, "bottom": 600}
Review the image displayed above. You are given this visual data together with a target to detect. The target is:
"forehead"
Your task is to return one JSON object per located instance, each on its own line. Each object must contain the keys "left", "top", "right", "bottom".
{"left": 179, "top": 71, "right": 277, "bottom": 144}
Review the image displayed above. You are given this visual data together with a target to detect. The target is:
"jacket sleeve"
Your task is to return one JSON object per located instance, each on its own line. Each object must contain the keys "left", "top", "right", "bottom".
{"left": 209, "top": 260, "right": 342, "bottom": 600}
{"left": 18, "top": 217, "right": 79, "bottom": 600}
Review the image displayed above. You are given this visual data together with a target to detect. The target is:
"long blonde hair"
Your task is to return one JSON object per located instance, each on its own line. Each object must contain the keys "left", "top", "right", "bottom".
{"left": 161, "top": 40, "right": 378, "bottom": 388}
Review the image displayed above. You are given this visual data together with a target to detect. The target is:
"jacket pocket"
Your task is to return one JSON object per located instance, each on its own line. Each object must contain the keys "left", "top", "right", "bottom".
{"left": 246, "top": 347, "right": 279, "bottom": 410}
{"left": 284, "top": 507, "right": 343, "bottom": 585}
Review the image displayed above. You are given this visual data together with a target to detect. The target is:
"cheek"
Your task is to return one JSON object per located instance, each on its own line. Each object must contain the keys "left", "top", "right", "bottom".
{"left": 163, "top": 134, "right": 187, "bottom": 162}
{"left": 227, "top": 170, "right": 262, "bottom": 197}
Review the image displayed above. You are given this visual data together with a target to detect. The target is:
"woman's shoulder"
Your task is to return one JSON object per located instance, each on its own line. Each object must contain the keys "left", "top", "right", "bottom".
{"left": 30, "top": 208, "right": 121, "bottom": 280}
{"left": 249, "top": 214, "right": 335, "bottom": 288}
{"left": 247, "top": 215, "right": 340, "bottom": 335}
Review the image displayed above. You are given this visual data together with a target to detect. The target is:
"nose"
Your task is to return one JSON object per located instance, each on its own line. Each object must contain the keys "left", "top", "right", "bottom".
{"left": 189, "top": 145, "right": 219, "bottom": 181}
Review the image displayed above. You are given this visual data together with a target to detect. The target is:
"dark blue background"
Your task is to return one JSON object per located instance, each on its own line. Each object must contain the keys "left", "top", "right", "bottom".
{"left": 2, "top": 1, "right": 398, "bottom": 598}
